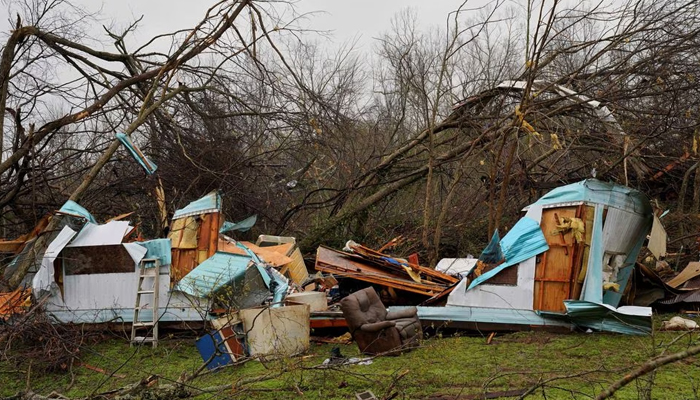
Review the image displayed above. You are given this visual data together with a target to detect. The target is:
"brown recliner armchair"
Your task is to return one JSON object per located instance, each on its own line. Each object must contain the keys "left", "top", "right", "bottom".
{"left": 339, "top": 287, "right": 421, "bottom": 355}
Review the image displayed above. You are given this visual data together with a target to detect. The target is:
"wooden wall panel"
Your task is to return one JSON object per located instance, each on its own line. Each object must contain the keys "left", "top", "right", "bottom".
{"left": 534, "top": 207, "right": 579, "bottom": 312}
{"left": 170, "top": 212, "right": 221, "bottom": 285}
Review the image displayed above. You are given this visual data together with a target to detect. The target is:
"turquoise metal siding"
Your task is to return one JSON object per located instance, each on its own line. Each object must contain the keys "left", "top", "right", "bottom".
{"left": 530, "top": 179, "right": 651, "bottom": 215}
{"left": 176, "top": 251, "right": 251, "bottom": 297}
{"left": 468, "top": 216, "right": 549, "bottom": 289}
{"left": 172, "top": 191, "right": 222, "bottom": 220}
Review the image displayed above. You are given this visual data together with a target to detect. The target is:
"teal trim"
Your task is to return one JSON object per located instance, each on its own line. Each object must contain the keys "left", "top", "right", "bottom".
{"left": 581, "top": 205, "right": 604, "bottom": 303}
{"left": 116, "top": 133, "right": 157, "bottom": 174}
{"left": 173, "top": 191, "right": 222, "bottom": 220}
{"left": 58, "top": 200, "right": 96, "bottom": 223}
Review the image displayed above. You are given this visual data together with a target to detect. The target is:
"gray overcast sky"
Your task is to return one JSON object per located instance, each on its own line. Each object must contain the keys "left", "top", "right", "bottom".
{"left": 101, "top": 0, "right": 466, "bottom": 42}
{"left": 2, "top": 1, "right": 471, "bottom": 49}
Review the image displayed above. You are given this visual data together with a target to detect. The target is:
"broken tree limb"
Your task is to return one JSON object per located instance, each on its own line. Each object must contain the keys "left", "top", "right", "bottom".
{"left": 596, "top": 342, "right": 700, "bottom": 400}
{"left": 0, "top": 0, "right": 251, "bottom": 179}
{"left": 4, "top": 0, "right": 252, "bottom": 290}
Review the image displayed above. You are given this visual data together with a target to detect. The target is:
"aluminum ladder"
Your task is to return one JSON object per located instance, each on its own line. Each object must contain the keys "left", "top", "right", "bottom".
{"left": 131, "top": 258, "right": 160, "bottom": 347}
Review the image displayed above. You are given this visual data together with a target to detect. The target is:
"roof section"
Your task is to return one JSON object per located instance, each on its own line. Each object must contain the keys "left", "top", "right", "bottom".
{"left": 172, "top": 191, "right": 222, "bottom": 220}
{"left": 528, "top": 179, "right": 651, "bottom": 215}
{"left": 67, "top": 221, "right": 132, "bottom": 247}
{"left": 177, "top": 251, "right": 251, "bottom": 297}
{"left": 176, "top": 247, "right": 271, "bottom": 310}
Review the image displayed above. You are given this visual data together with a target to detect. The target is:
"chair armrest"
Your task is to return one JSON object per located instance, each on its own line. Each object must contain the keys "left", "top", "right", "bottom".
{"left": 360, "top": 320, "right": 396, "bottom": 332}
{"left": 386, "top": 307, "right": 417, "bottom": 320}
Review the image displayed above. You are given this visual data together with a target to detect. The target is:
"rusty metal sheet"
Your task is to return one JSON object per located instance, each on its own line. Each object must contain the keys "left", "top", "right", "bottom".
{"left": 0, "top": 288, "right": 31, "bottom": 320}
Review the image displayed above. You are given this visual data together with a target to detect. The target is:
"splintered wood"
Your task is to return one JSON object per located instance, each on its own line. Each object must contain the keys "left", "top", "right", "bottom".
{"left": 314, "top": 245, "right": 457, "bottom": 297}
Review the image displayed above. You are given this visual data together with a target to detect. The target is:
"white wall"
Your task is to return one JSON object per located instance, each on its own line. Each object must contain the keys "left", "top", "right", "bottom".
{"left": 46, "top": 265, "right": 203, "bottom": 323}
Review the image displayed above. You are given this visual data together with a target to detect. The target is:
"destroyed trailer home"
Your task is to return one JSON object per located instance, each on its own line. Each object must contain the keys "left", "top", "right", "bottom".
{"left": 9, "top": 192, "right": 309, "bottom": 348}
{"left": 0, "top": 180, "right": 668, "bottom": 337}
{"left": 399, "top": 179, "right": 656, "bottom": 334}
{"left": 0, "top": 177, "right": 678, "bottom": 372}
{"left": 312, "top": 179, "right": 658, "bottom": 335}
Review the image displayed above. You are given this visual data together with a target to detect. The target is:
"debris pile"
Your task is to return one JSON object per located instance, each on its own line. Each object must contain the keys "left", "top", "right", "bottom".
{"left": 315, "top": 243, "right": 458, "bottom": 302}
{"left": 5, "top": 178, "right": 700, "bottom": 370}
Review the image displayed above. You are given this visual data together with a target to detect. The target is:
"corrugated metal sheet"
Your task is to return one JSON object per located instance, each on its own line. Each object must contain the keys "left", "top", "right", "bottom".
{"left": 173, "top": 191, "right": 221, "bottom": 220}
{"left": 602, "top": 208, "right": 648, "bottom": 255}
{"left": 468, "top": 217, "right": 549, "bottom": 289}
{"left": 46, "top": 287, "right": 204, "bottom": 324}
{"left": 176, "top": 248, "right": 271, "bottom": 310}
{"left": 406, "top": 305, "right": 571, "bottom": 327}
{"left": 659, "top": 289, "right": 700, "bottom": 305}
{"left": 603, "top": 225, "right": 649, "bottom": 307}
{"left": 529, "top": 179, "right": 651, "bottom": 215}
{"left": 58, "top": 200, "right": 97, "bottom": 223}
{"left": 177, "top": 251, "right": 251, "bottom": 297}
{"left": 554, "top": 300, "right": 651, "bottom": 335}
{"left": 33, "top": 226, "right": 76, "bottom": 294}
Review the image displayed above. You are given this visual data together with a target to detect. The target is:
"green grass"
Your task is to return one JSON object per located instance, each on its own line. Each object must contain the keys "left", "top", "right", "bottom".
{"left": 3, "top": 317, "right": 700, "bottom": 399}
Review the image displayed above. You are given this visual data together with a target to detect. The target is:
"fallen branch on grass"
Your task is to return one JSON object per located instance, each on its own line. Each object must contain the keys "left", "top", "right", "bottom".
{"left": 596, "top": 341, "right": 700, "bottom": 400}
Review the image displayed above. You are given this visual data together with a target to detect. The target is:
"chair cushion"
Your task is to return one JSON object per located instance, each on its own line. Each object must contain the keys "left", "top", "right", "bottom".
{"left": 340, "top": 287, "right": 388, "bottom": 330}
{"left": 394, "top": 317, "right": 420, "bottom": 341}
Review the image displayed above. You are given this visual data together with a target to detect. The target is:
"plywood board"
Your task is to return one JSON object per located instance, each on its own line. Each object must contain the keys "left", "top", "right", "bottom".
{"left": 534, "top": 207, "right": 579, "bottom": 312}
{"left": 283, "top": 247, "right": 309, "bottom": 285}
{"left": 648, "top": 214, "right": 667, "bottom": 259}
{"left": 169, "top": 217, "right": 199, "bottom": 249}
{"left": 667, "top": 262, "right": 700, "bottom": 288}
{"left": 239, "top": 241, "right": 293, "bottom": 267}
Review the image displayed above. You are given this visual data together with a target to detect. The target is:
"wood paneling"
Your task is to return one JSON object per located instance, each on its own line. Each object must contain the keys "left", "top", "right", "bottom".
{"left": 534, "top": 207, "right": 582, "bottom": 312}
{"left": 170, "top": 212, "right": 220, "bottom": 284}
{"left": 62, "top": 245, "right": 134, "bottom": 275}
{"left": 482, "top": 261, "right": 518, "bottom": 285}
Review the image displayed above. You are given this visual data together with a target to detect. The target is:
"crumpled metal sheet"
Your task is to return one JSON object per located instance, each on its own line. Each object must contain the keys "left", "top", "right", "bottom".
{"left": 116, "top": 132, "right": 157, "bottom": 174}
{"left": 468, "top": 216, "right": 549, "bottom": 290}
{"left": 58, "top": 200, "right": 97, "bottom": 223}
{"left": 539, "top": 300, "right": 652, "bottom": 335}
